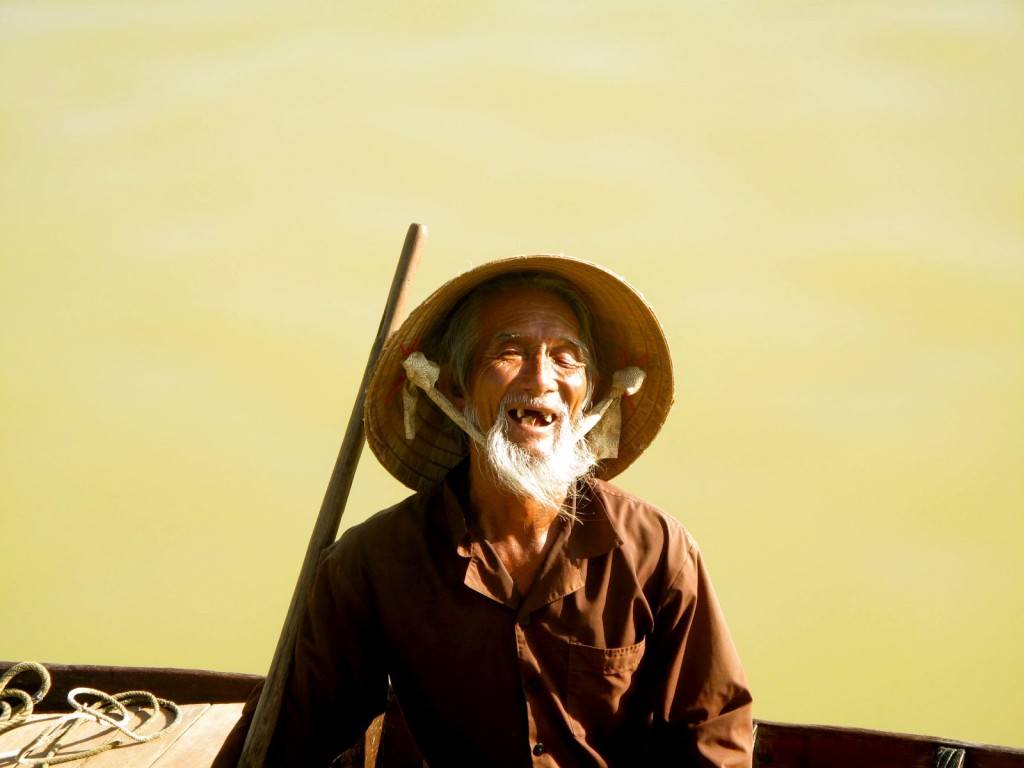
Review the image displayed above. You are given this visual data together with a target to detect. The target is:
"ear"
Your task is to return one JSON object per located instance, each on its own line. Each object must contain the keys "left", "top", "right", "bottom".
{"left": 437, "top": 368, "right": 466, "bottom": 411}
{"left": 585, "top": 367, "right": 600, "bottom": 409}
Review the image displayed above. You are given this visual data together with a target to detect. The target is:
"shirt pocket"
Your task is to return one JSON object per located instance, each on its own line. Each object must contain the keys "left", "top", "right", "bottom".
{"left": 565, "top": 638, "right": 646, "bottom": 737}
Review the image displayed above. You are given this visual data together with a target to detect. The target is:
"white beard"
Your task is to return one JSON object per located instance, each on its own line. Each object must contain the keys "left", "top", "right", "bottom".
{"left": 465, "top": 394, "right": 598, "bottom": 515}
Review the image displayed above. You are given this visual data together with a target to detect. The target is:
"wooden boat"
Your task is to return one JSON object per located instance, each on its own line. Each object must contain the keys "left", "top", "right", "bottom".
{"left": 0, "top": 663, "right": 257, "bottom": 768}
{"left": 2, "top": 662, "right": 1021, "bottom": 767}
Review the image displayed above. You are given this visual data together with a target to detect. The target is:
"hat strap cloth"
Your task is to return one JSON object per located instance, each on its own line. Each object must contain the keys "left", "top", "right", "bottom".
{"left": 401, "top": 352, "right": 486, "bottom": 446}
{"left": 574, "top": 366, "right": 645, "bottom": 460}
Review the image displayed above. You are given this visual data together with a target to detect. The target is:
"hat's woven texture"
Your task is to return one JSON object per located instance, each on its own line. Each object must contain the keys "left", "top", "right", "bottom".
{"left": 364, "top": 255, "right": 674, "bottom": 491}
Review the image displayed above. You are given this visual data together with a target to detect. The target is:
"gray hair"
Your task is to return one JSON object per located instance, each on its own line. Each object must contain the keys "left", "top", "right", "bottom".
{"left": 432, "top": 272, "right": 598, "bottom": 405}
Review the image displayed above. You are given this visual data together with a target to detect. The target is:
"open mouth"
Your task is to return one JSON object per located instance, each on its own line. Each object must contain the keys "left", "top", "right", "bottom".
{"left": 508, "top": 407, "right": 558, "bottom": 428}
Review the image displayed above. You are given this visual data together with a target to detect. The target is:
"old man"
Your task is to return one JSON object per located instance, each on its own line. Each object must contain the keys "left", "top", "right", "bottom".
{"left": 269, "top": 256, "right": 753, "bottom": 766}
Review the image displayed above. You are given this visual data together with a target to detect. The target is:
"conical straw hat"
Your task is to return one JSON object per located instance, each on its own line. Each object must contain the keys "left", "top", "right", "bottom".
{"left": 364, "top": 255, "right": 674, "bottom": 491}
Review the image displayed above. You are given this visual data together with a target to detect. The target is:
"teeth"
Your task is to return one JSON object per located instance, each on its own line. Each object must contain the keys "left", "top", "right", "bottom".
{"left": 511, "top": 407, "right": 556, "bottom": 425}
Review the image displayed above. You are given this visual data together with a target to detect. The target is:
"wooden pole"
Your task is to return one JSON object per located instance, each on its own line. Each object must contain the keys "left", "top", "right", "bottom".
{"left": 238, "top": 223, "right": 426, "bottom": 767}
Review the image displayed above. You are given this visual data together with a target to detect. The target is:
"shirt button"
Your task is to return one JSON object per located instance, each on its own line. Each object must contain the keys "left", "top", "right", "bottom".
{"left": 533, "top": 743, "right": 546, "bottom": 756}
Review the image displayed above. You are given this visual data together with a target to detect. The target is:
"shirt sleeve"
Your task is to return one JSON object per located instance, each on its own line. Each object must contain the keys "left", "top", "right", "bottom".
{"left": 647, "top": 534, "right": 754, "bottom": 767}
{"left": 267, "top": 531, "right": 389, "bottom": 767}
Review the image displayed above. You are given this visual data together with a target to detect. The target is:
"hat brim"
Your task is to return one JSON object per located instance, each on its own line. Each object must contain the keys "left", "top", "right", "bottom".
{"left": 364, "top": 255, "right": 674, "bottom": 491}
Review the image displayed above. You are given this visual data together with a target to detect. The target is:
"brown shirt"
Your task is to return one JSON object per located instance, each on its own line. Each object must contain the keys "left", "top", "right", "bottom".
{"left": 269, "top": 465, "right": 753, "bottom": 767}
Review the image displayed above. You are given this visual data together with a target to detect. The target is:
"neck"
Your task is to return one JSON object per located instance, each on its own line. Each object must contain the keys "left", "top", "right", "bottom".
{"left": 468, "top": 452, "right": 563, "bottom": 546}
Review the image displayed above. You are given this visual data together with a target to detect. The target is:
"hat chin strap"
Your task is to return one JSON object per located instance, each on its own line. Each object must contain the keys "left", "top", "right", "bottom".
{"left": 401, "top": 352, "right": 486, "bottom": 446}
{"left": 400, "top": 352, "right": 645, "bottom": 460}
{"left": 573, "top": 366, "right": 645, "bottom": 459}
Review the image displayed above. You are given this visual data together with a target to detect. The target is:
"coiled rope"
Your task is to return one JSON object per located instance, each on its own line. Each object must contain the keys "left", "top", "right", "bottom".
{"left": 0, "top": 661, "right": 180, "bottom": 766}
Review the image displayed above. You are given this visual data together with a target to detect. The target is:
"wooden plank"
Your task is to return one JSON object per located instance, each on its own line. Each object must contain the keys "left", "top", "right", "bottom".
{"left": 0, "top": 712, "right": 123, "bottom": 766}
{"left": 149, "top": 703, "right": 244, "bottom": 768}
{"left": 78, "top": 703, "right": 210, "bottom": 767}
{"left": 753, "top": 720, "right": 1024, "bottom": 768}
{"left": 0, "top": 705, "right": 216, "bottom": 767}
{"left": 0, "top": 714, "right": 67, "bottom": 760}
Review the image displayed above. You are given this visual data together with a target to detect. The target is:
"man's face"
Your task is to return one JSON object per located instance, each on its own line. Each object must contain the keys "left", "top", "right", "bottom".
{"left": 461, "top": 287, "right": 591, "bottom": 458}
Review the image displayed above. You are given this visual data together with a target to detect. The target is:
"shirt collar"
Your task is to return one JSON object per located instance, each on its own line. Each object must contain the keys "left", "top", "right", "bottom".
{"left": 441, "top": 461, "right": 474, "bottom": 558}
{"left": 565, "top": 479, "right": 624, "bottom": 560}
{"left": 440, "top": 463, "right": 622, "bottom": 562}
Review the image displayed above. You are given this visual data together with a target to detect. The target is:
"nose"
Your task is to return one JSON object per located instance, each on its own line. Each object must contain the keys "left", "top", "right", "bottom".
{"left": 520, "top": 349, "right": 558, "bottom": 395}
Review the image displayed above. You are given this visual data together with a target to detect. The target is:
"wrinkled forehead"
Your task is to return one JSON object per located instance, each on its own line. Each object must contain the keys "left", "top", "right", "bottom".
{"left": 469, "top": 280, "right": 597, "bottom": 363}
{"left": 465, "top": 272, "right": 594, "bottom": 332}
{"left": 474, "top": 285, "right": 584, "bottom": 336}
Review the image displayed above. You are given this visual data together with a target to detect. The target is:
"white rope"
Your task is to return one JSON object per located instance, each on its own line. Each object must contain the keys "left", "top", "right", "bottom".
{"left": 0, "top": 662, "right": 180, "bottom": 767}
{"left": 573, "top": 366, "right": 645, "bottom": 459}
{"left": 0, "top": 662, "right": 49, "bottom": 733}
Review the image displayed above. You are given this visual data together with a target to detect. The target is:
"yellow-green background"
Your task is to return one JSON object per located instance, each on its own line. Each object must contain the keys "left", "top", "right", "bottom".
{"left": 3, "top": 0, "right": 1022, "bottom": 749}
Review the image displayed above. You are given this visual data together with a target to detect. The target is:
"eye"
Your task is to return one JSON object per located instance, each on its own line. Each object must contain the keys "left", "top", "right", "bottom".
{"left": 493, "top": 345, "right": 524, "bottom": 360}
{"left": 552, "top": 348, "right": 585, "bottom": 369}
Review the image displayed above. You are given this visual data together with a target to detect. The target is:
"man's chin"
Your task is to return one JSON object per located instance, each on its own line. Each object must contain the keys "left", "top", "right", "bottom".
{"left": 509, "top": 436, "right": 555, "bottom": 460}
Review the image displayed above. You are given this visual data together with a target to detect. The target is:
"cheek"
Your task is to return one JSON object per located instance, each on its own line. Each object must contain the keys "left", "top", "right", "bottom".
{"left": 467, "top": 368, "right": 510, "bottom": 413}
{"left": 566, "top": 372, "right": 590, "bottom": 409}
{"left": 476, "top": 362, "right": 520, "bottom": 392}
